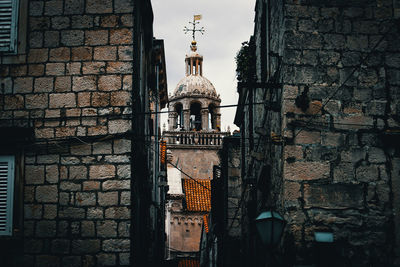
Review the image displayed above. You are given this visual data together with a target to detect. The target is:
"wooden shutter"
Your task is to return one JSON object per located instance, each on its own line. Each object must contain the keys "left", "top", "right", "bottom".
{"left": 0, "top": 156, "right": 14, "bottom": 236}
{"left": 0, "top": 0, "right": 19, "bottom": 53}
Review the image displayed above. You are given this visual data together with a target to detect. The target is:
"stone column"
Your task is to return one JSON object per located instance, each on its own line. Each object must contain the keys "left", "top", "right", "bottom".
{"left": 183, "top": 110, "right": 190, "bottom": 131}
{"left": 201, "top": 109, "right": 209, "bottom": 131}
{"left": 168, "top": 111, "right": 177, "bottom": 130}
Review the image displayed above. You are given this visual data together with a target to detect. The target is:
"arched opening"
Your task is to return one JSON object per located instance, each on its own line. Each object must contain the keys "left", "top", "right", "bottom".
{"left": 175, "top": 103, "right": 183, "bottom": 129}
{"left": 190, "top": 102, "right": 202, "bottom": 131}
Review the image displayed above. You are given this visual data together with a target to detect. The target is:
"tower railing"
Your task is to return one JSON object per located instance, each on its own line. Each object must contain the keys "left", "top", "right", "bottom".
{"left": 163, "top": 131, "right": 230, "bottom": 146}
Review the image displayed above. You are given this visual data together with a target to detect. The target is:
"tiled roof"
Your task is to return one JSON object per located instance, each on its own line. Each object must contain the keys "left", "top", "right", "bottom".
{"left": 178, "top": 258, "right": 200, "bottom": 267}
{"left": 182, "top": 179, "right": 211, "bottom": 212}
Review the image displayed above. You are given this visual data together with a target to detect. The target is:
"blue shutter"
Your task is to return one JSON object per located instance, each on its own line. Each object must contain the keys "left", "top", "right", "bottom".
{"left": 0, "top": 156, "right": 14, "bottom": 236}
{"left": 0, "top": 0, "right": 19, "bottom": 53}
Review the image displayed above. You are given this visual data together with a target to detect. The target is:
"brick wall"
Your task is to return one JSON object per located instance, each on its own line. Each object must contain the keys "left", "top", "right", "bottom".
{"left": 0, "top": 0, "right": 135, "bottom": 266}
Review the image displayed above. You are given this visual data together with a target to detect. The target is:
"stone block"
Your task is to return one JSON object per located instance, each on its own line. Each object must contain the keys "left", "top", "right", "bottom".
{"left": 94, "top": 46, "right": 117, "bottom": 61}
{"left": 333, "top": 162, "right": 354, "bottom": 183}
{"left": 97, "top": 254, "right": 116, "bottom": 266}
{"left": 368, "top": 147, "right": 386, "bottom": 163}
{"left": 35, "top": 128, "right": 55, "bottom": 139}
{"left": 26, "top": 94, "right": 48, "bottom": 109}
{"left": 102, "top": 239, "right": 130, "bottom": 252}
{"left": 72, "top": 15, "right": 93, "bottom": 28}
{"left": 86, "top": 0, "right": 112, "bottom": 13}
{"left": 83, "top": 181, "right": 100, "bottom": 191}
{"left": 356, "top": 164, "right": 379, "bottom": 182}
{"left": 34, "top": 77, "right": 53, "bottom": 92}
{"left": 36, "top": 220, "right": 57, "bottom": 237}
{"left": 36, "top": 185, "right": 58, "bottom": 203}
{"left": 44, "top": 31, "right": 60, "bottom": 47}
{"left": 51, "top": 239, "right": 70, "bottom": 254}
{"left": 60, "top": 181, "right": 81, "bottom": 191}
{"left": 37, "top": 154, "right": 59, "bottom": 164}
{"left": 72, "top": 76, "right": 96, "bottom": 91}
{"left": 101, "top": 15, "right": 118, "bottom": 27}
{"left": 118, "top": 46, "right": 133, "bottom": 61}
{"left": 284, "top": 181, "right": 301, "bottom": 208}
{"left": 98, "top": 192, "right": 118, "bottom": 206}
{"left": 46, "top": 62, "right": 66, "bottom": 76}
{"left": 49, "top": 93, "right": 76, "bottom": 108}
{"left": 87, "top": 207, "right": 104, "bottom": 219}
{"left": 59, "top": 207, "right": 85, "bottom": 219}
{"left": 64, "top": 0, "right": 84, "bottom": 15}
{"left": 108, "top": 119, "right": 131, "bottom": 134}
{"left": 61, "top": 30, "right": 84, "bottom": 46}
{"left": 78, "top": 92, "right": 91, "bottom": 107}
{"left": 14, "top": 77, "right": 33, "bottom": 93}
{"left": 111, "top": 91, "right": 131, "bottom": 106}
{"left": 66, "top": 62, "right": 81, "bottom": 75}
{"left": 110, "top": 29, "right": 133, "bottom": 45}
{"left": 106, "top": 62, "right": 133, "bottom": 74}
{"left": 121, "top": 14, "right": 133, "bottom": 27}
{"left": 295, "top": 130, "right": 321, "bottom": 144}
{"left": 24, "top": 204, "right": 43, "bottom": 219}
{"left": 93, "top": 141, "right": 112, "bottom": 154}
{"left": 304, "top": 184, "right": 364, "bottom": 209}
{"left": 25, "top": 165, "right": 45, "bottom": 184}
{"left": 82, "top": 61, "right": 106, "bottom": 74}
{"left": 55, "top": 76, "right": 72, "bottom": 92}
{"left": 46, "top": 165, "right": 59, "bottom": 183}
{"left": 75, "top": 192, "right": 96, "bottom": 206}
{"left": 120, "top": 191, "right": 130, "bottom": 205}
{"left": 97, "top": 220, "right": 117, "bottom": 237}
{"left": 114, "top": 0, "right": 133, "bottom": 13}
{"left": 28, "top": 48, "right": 49, "bottom": 63}
{"left": 29, "top": 31, "right": 43, "bottom": 48}
{"left": 29, "top": 1, "right": 44, "bottom": 16}
{"left": 118, "top": 221, "right": 130, "bottom": 237}
{"left": 105, "top": 207, "right": 130, "bottom": 219}
{"left": 4, "top": 95, "right": 24, "bottom": 110}
{"left": 71, "top": 47, "right": 92, "bottom": 61}
{"left": 52, "top": 16, "right": 70, "bottom": 30}
{"left": 104, "top": 155, "right": 130, "bottom": 163}
{"left": 72, "top": 239, "right": 100, "bottom": 254}
{"left": 43, "top": 204, "right": 57, "bottom": 219}
{"left": 81, "top": 221, "right": 95, "bottom": 237}
{"left": 89, "top": 165, "right": 115, "bottom": 179}
{"left": 55, "top": 127, "right": 77, "bottom": 138}
{"left": 117, "top": 165, "right": 130, "bottom": 178}
{"left": 98, "top": 75, "right": 121, "bottom": 91}
{"left": 85, "top": 30, "right": 108, "bottom": 45}
{"left": 284, "top": 161, "right": 330, "bottom": 181}
{"left": 346, "top": 35, "right": 368, "bottom": 51}
{"left": 50, "top": 47, "right": 70, "bottom": 62}
{"left": 69, "top": 166, "right": 87, "bottom": 179}
{"left": 91, "top": 92, "right": 109, "bottom": 107}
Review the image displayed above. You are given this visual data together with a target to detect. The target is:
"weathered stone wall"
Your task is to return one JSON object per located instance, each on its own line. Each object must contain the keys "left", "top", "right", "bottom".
{"left": 0, "top": 0, "right": 135, "bottom": 265}
{"left": 279, "top": 0, "right": 400, "bottom": 265}
{"left": 239, "top": 0, "right": 400, "bottom": 265}
{"left": 167, "top": 148, "right": 220, "bottom": 180}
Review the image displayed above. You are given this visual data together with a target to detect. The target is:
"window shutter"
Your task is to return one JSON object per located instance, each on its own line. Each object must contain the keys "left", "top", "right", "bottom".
{"left": 0, "top": 0, "right": 19, "bottom": 53}
{"left": 0, "top": 156, "right": 14, "bottom": 236}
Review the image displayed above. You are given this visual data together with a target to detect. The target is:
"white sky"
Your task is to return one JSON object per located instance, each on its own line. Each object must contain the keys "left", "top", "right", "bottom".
{"left": 151, "top": 0, "right": 255, "bottom": 132}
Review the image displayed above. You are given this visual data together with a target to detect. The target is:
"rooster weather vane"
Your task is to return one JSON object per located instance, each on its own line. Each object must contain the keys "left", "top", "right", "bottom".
{"left": 183, "top": 15, "right": 205, "bottom": 41}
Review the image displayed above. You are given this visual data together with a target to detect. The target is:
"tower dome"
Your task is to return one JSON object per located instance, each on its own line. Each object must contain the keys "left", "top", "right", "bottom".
{"left": 170, "top": 41, "right": 219, "bottom": 101}
{"left": 168, "top": 40, "right": 221, "bottom": 132}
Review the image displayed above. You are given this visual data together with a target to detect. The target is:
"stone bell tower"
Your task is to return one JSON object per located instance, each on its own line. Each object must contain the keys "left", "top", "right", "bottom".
{"left": 164, "top": 19, "right": 230, "bottom": 263}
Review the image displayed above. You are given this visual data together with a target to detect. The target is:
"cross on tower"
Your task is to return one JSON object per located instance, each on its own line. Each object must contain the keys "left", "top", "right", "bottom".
{"left": 183, "top": 15, "right": 205, "bottom": 41}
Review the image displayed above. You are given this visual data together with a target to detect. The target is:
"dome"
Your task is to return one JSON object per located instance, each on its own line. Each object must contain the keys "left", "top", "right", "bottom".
{"left": 172, "top": 75, "right": 219, "bottom": 100}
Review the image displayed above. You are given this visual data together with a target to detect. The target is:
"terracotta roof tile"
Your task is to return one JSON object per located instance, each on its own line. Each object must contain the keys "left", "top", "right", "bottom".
{"left": 178, "top": 258, "right": 200, "bottom": 267}
{"left": 182, "top": 179, "right": 211, "bottom": 212}
{"left": 203, "top": 214, "right": 209, "bottom": 233}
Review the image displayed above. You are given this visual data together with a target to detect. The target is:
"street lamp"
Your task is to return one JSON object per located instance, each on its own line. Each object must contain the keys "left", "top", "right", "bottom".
{"left": 255, "top": 211, "right": 285, "bottom": 246}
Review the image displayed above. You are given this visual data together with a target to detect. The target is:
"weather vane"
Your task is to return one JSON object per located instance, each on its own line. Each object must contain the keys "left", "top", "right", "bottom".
{"left": 183, "top": 15, "right": 205, "bottom": 41}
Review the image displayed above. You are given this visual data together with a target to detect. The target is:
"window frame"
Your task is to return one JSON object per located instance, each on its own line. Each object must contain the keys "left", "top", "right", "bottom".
{"left": 0, "top": 0, "right": 20, "bottom": 54}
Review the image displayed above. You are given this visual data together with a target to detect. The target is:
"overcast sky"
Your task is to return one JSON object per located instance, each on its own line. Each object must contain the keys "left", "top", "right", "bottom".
{"left": 151, "top": 0, "right": 255, "bottom": 131}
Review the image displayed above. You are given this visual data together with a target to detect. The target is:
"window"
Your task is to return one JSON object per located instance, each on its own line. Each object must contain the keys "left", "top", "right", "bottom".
{"left": 0, "top": 155, "right": 14, "bottom": 236}
{"left": 0, "top": 0, "right": 20, "bottom": 53}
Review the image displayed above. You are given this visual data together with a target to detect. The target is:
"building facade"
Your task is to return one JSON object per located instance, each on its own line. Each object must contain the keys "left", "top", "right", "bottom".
{"left": 164, "top": 39, "right": 229, "bottom": 264}
{"left": 0, "top": 0, "right": 167, "bottom": 266}
{"left": 234, "top": 0, "right": 400, "bottom": 266}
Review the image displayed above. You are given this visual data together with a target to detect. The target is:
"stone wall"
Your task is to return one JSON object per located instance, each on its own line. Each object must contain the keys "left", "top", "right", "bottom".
{"left": 237, "top": 0, "right": 400, "bottom": 265}
{"left": 279, "top": 0, "right": 400, "bottom": 265}
{"left": 0, "top": 0, "right": 135, "bottom": 265}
